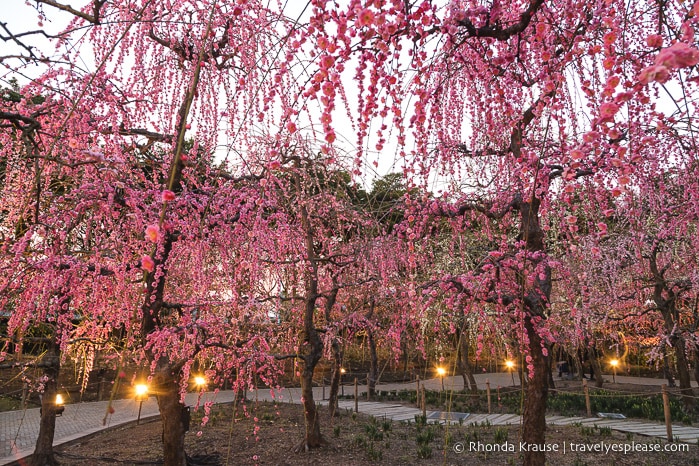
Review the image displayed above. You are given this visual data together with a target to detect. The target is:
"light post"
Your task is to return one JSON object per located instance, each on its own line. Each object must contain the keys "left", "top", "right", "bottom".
{"left": 437, "top": 367, "right": 446, "bottom": 392}
{"left": 610, "top": 359, "right": 619, "bottom": 384}
{"left": 135, "top": 383, "right": 149, "bottom": 425}
{"left": 505, "top": 360, "right": 515, "bottom": 386}
{"left": 340, "top": 368, "right": 346, "bottom": 396}
{"left": 55, "top": 394, "right": 65, "bottom": 416}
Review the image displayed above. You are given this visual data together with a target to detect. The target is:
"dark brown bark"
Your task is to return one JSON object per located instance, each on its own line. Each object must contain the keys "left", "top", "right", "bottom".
{"left": 517, "top": 196, "right": 551, "bottom": 466}
{"left": 672, "top": 335, "right": 694, "bottom": 407}
{"left": 455, "top": 327, "right": 477, "bottom": 392}
{"left": 295, "top": 319, "right": 324, "bottom": 451}
{"left": 327, "top": 340, "right": 343, "bottom": 418}
{"left": 588, "top": 346, "right": 604, "bottom": 388}
{"left": 693, "top": 347, "right": 699, "bottom": 387}
{"left": 521, "top": 318, "right": 548, "bottom": 466}
{"left": 294, "top": 171, "right": 325, "bottom": 451}
{"left": 31, "top": 340, "right": 60, "bottom": 466}
{"left": 153, "top": 366, "right": 188, "bottom": 466}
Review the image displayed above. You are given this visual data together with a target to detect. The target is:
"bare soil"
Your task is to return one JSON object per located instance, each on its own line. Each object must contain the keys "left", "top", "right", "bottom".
{"left": 52, "top": 401, "right": 699, "bottom": 466}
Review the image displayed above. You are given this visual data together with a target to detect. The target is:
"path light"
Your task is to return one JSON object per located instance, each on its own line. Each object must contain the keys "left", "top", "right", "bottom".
{"left": 193, "top": 375, "right": 207, "bottom": 390}
{"left": 610, "top": 359, "right": 619, "bottom": 384}
{"left": 134, "top": 383, "right": 149, "bottom": 425}
{"left": 340, "top": 368, "right": 346, "bottom": 396}
{"left": 437, "top": 367, "right": 446, "bottom": 391}
{"left": 505, "top": 360, "right": 516, "bottom": 386}
{"left": 55, "top": 393, "right": 65, "bottom": 416}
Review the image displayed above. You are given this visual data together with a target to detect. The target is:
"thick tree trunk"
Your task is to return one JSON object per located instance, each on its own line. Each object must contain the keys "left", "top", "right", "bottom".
{"left": 517, "top": 196, "right": 551, "bottom": 466}
{"left": 153, "top": 366, "right": 188, "bottom": 466}
{"left": 297, "top": 353, "right": 323, "bottom": 451}
{"left": 588, "top": 348, "right": 604, "bottom": 388}
{"left": 522, "top": 317, "right": 548, "bottom": 466}
{"left": 31, "top": 341, "right": 60, "bottom": 466}
{"left": 662, "top": 343, "right": 677, "bottom": 388}
{"left": 672, "top": 335, "right": 694, "bottom": 407}
{"left": 456, "top": 329, "right": 477, "bottom": 392}
{"left": 693, "top": 348, "right": 699, "bottom": 387}
{"left": 328, "top": 340, "right": 342, "bottom": 418}
{"left": 521, "top": 318, "right": 548, "bottom": 466}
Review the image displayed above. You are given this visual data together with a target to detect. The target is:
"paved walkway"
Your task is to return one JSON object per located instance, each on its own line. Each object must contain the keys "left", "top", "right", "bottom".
{"left": 1, "top": 374, "right": 696, "bottom": 465}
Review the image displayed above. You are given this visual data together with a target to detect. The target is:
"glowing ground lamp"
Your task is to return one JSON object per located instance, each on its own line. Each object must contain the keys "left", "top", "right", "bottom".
{"left": 610, "top": 359, "right": 619, "bottom": 383}
{"left": 505, "top": 360, "right": 516, "bottom": 386}
{"left": 134, "top": 383, "right": 149, "bottom": 425}
{"left": 193, "top": 375, "right": 207, "bottom": 390}
{"left": 437, "top": 367, "right": 446, "bottom": 391}
{"left": 340, "top": 368, "right": 346, "bottom": 396}
{"left": 55, "top": 393, "right": 65, "bottom": 416}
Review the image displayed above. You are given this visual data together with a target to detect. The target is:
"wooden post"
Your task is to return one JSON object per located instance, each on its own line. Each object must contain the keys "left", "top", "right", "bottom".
{"left": 486, "top": 379, "right": 491, "bottom": 414}
{"left": 662, "top": 384, "right": 673, "bottom": 443}
{"left": 366, "top": 375, "right": 370, "bottom": 401}
{"left": 416, "top": 376, "right": 420, "bottom": 408}
{"left": 354, "top": 377, "right": 358, "bottom": 413}
{"left": 97, "top": 377, "right": 106, "bottom": 402}
{"left": 421, "top": 385, "right": 426, "bottom": 417}
{"left": 322, "top": 380, "right": 326, "bottom": 401}
{"left": 583, "top": 379, "right": 591, "bottom": 417}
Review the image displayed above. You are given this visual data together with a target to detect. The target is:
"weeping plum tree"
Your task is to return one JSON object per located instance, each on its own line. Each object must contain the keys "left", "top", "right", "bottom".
{"left": 1, "top": 1, "right": 304, "bottom": 464}
{"left": 251, "top": 151, "right": 385, "bottom": 449}
{"left": 0, "top": 79, "right": 141, "bottom": 465}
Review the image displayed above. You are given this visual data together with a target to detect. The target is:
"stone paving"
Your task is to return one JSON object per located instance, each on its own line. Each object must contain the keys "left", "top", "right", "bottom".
{"left": 2, "top": 375, "right": 699, "bottom": 464}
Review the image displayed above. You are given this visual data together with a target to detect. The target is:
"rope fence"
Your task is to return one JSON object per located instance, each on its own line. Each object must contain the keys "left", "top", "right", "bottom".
{"left": 337, "top": 376, "right": 699, "bottom": 444}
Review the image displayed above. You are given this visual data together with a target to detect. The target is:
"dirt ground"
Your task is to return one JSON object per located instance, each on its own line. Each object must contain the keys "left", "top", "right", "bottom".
{"left": 52, "top": 400, "right": 699, "bottom": 466}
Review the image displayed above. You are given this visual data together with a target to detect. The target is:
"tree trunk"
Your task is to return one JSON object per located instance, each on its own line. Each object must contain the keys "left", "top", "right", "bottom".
{"left": 367, "top": 328, "right": 378, "bottom": 400}
{"left": 589, "top": 347, "right": 604, "bottom": 388}
{"left": 672, "top": 335, "right": 694, "bottom": 408}
{"left": 521, "top": 318, "right": 548, "bottom": 466}
{"left": 297, "top": 348, "right": 323, "bottom": 451}
{"left": 456, "top": 329, "right": 477, "bottom": 392}
{"left": 153, "top": 366, "right": 188, "bottom": 466}
{"left": 328, "top": 339, "right": 342, "bottom": 418}
{"left": 662, "top": 343, "right": 677, "bottom": 388}
{"left": 517, "top": 196, "right": 551, "bottom": 466}
{"left": 31, "top": 340, "right": 60, "bottom": 466}
{"left": 693, "top": 347, "right": 699, "bottom": 387}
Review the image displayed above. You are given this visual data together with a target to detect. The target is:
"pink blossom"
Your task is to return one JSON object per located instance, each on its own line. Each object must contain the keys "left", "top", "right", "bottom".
{"left": 268, "top": 160, "right": 281, "bottom": 170}
{"left": 141, "top": 255, "right": 155, "bottom": 272}
{"left": 599, "top": 102, "right": 619, "bottom": 120}
{"left": 638, "top": 65, "right": 670, "bottom": 84}
{"left": 145, "top": 224, "right": 160, "bottom": 242}
{"left": 356, "top": 8, "right": 375, "bottom": 27}
{"left": 570, "top": 149, "right": 584, "bottom": 160}
{"left": 319, "top": 55, "right": 334, "bottom": 70}
{"left": 655, "top": 42, "right": 699, "bottom": 69}
{"left": 286, "top": 122, "right": 297, "bottom": 133}
{"left": 565, "top": 215, "right": 577, "bottom": 224}
{"left": 161, "top": 190, "right": 175, "bottom": 202}
{"left": 646, "top": 34, "right": 663, "bottom": 48}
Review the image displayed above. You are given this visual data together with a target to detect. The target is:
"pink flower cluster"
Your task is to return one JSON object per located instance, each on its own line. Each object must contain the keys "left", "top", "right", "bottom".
{"left": 639, "top": 42, "right": 699, "bottom": 84}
